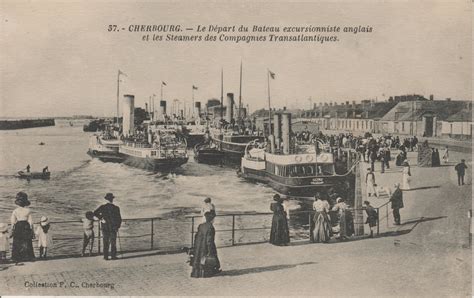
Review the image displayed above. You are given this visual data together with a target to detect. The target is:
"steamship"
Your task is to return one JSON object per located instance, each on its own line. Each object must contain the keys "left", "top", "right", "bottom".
{"left": 87, "top": 133, "right": 124, "bottom": 162}
{"left": 239, "top": 112, "right": 355, "bottom": 198}
{"left": 118, "top": 94, "right": 188, "bottom": 172}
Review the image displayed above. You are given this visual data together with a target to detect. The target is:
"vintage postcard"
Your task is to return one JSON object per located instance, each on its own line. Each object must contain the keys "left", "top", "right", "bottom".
{"left": 0, "top": 0, "right": 472, "bottom": 296}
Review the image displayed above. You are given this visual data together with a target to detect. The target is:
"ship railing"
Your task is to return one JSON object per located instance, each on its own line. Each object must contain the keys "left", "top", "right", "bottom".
{"left": 2, "top": 208, "right": 379, "bottom": 260}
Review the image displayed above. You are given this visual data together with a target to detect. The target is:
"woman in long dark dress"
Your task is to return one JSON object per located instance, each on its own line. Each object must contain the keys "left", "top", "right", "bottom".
{"left": 11, "top": 192, "right": 35, "bottom": 262}
{"left": 191, "top": 211, "right": 221, "bottom": 278}
{"left": 269, "top": 194, "right": 290, "bottom": 246}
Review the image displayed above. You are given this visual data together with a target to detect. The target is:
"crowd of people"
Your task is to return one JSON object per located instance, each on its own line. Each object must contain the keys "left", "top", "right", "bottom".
{"left": 0, "top": 191, "right": 122, "bottom": 265}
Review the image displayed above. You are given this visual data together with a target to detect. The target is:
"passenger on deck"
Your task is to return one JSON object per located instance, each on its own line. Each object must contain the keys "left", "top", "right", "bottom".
{"left": 26, "top": 164, "right": 30, "bottom": 173}
{"left": 42, "top": 166, "right": 49, "bottom": 173}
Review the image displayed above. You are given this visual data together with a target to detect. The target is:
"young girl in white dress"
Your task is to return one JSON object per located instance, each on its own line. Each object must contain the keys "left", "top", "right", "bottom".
{"left": 35, "top": 216, "right": 53, "bottom": 259}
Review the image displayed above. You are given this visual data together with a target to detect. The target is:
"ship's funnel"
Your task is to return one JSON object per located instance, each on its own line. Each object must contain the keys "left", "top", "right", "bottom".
{"left": 195, "top": 102, "right": 201, "bottom": 118}
{"left": 273, "top": 113, "right": 282, "bottom": 150}
{"left": 123, "top": 94, "right": 135, "bottom": 137}
{"left": 226, "top": 93, "right": 234, "bottom": 123}
{"left": 281, "top": 112, "right": 292, "bottom": 155}
{"left": 160, "top": 100, "right": 167, "bottom": 118}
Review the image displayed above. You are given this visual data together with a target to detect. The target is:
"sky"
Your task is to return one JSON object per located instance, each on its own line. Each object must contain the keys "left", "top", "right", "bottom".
{"left": 0, "top": 0, "right": 471, "bottom": 117}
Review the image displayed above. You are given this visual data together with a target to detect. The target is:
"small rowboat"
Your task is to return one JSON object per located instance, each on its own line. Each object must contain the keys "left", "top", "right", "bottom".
{"left": 17, "top": 171, "right": 51, "bottom": 180}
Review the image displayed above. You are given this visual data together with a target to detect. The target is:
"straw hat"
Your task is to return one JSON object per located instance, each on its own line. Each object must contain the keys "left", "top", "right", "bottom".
{"left": 0, "top": 223, "right": 7, "bottom": 233}
{"left": 40, "top": 216, "right": 50, "bottom": 226}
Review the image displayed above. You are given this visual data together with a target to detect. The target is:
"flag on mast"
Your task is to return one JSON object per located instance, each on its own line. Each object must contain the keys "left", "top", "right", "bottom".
{"left": 118, "top": 70, "right": 127, "bottom": 77}
{"left": 268, "top": 70, "right": 276, "bottom": 79}
{"left": 162, "top": 81, "right": 167, "bottom": 86}
{"left": 192, "top": 85, "right": 198, "bottom": 90}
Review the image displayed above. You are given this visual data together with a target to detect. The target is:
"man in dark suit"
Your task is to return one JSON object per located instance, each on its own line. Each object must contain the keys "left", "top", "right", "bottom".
{"left": 94, "top": 193, "right": 122, "bottom": 260}
{"left": 455, "top": 159, "right": 468, "bottom": 186}
{"left": 390, "top": 183, "right": 404, "bottom": 225}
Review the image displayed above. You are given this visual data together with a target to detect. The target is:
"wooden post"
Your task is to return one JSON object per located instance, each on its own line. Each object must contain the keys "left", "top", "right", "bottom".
{"left": 232, "top": 215, "right": 235, "bottom": 246}
{"left": 151, "top": 218, "right": 154, "bottom": 250}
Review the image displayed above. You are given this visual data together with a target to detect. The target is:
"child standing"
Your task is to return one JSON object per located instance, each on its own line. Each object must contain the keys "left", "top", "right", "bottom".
{"left": 0, "top": 223, "right": 9, "bottom": 263}
{"left": 364, "top": 201, "right": 378, "bottom": 238}
{"left": 35, "top": 216, "right": 53, "bottom": 259}
{"left": 82, "top": 211, "right": 95, "bottom": 256}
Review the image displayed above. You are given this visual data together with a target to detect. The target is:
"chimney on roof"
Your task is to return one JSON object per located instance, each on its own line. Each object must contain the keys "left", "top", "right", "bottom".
{"left": 329, "top": 102, "right": 333, "bottom": 106}
{"left": 346, "top": 101, "right": 350, "bottom": 106}
{"left": 446, "top": 98, "right": 451, "bottom": 101}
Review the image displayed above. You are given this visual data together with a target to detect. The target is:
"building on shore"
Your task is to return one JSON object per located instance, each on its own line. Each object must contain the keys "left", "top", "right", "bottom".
{"left": 377, "top": 99, "right": 470, "bottom": 137}
{"left": 295, "top": 100, "right": 397, "bottom": 135}
{"left": 440, "top": 104, "right": 473, "bottom": 139}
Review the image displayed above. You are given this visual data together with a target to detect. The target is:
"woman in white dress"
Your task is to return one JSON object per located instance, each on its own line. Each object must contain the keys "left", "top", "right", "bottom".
{"left": 442, "top": 146, "right": 449, "bottom": 163}
{"left": 366, "top": 168, "right": 377, "bottom": 197}
{"left": 35, "top": 216, "right": 53, "bottom": 259}
{"left": 311, "top": 193, "right": 332, "bottom": 243}
{"left": 402, "top": 160, "right": 411, "bottom": 190}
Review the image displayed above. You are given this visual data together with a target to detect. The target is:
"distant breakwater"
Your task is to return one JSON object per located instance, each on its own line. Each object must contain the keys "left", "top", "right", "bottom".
{"left": 0, "top": 118, "right": 55, "bottom": 130}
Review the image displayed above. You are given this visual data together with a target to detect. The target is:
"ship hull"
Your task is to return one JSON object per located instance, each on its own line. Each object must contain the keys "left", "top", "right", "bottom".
{"left": 87, "top": 149, "right": 124, "bottom": 163}
{"left": 238, "top": 166, "right": 268, "bottom": 183}
{"left": 186, "top": 134, "right": 205, "bottom": 148}
{"left": 194, "top": 147, "right": 225, "bottom": 164}
{"left": 266, "top": 173, "right": 353, "bottom": 197}
{"left": 210, "top": 135, "right": 264, "bottom": 163}
{"left": 120, "top": 154, "right": 188, "bottom": 172}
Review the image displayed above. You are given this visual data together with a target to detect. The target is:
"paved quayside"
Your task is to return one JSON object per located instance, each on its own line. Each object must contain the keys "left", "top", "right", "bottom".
{"left": 0, "top": 151, "right": 471, "bottom": 296}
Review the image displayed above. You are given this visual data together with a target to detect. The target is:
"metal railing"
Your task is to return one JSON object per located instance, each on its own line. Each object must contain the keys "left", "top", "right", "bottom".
{"left": 3, "top": 207, "right": 384, "bottom": 261}
{"left": 187, "top": 208, "right": 375, "bottom": 249}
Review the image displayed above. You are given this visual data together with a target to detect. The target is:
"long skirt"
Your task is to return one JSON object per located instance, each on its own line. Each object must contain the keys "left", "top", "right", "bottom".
{"left": 11, "top": 221, "right": 35, "bottom": 262}
{"left": 311, "top": 211, "right": 332, "bottom": 243}
{"left": 338, "top": 210, "right": 354, "bottom": 238}
{"left": 269, "top": 213, "right": 290, "bottom": 245}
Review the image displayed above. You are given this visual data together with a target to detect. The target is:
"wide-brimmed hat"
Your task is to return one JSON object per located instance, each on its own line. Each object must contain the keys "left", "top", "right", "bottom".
{"left": 204, "top": 197, "right": 211, "bottom": 203}
{"left": 104, "top": 193, "right": 115, "bottom": 201}
{"left": 273, "top": 194, "right": 281, "bottom": 202}
{"left": 40, "top": 216, "right": 50, "bottom": 226}
{"left": 15, "top": 191, "right": 30, "bottom": 207}
{"left": 0, "top": 223, "right": 7, "bottom": 233}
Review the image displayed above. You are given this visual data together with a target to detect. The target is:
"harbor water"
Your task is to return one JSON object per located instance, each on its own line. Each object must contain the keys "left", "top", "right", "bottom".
{"left": 0, "top": 120, "right": 293, "bottom": 255}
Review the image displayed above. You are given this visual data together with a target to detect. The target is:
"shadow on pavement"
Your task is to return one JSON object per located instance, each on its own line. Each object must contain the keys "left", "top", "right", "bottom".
{"left": 378, "top": 216, "right": 446, "bottom": 238}
{"left": 403, "top": 185, "right": 441, "bottom": 191}
{"left": 219, "top": 261, "right": 316, "bottom": 276}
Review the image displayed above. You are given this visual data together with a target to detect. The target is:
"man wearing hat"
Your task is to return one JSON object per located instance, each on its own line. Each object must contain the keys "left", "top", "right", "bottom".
{"left": 389, "top": 183, "right": 404, "bottom": 225}
{"left": 455, "top": 159, "right": 468, "bottom": 186}
{"left": 94, "top": 193, "right": 122, "bottom": 260}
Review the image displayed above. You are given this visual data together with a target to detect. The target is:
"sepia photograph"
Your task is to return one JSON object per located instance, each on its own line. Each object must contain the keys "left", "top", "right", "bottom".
{"left": 0, "top": 0, "right": 472, "bottom": 296}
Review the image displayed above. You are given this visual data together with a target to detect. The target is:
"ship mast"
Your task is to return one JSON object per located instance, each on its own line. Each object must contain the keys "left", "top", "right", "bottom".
{"left": 238, "top": 61, "right": 242, "bottom": 120}
{"left": 220, "top": 68, "right": 224, "bottom": 122}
